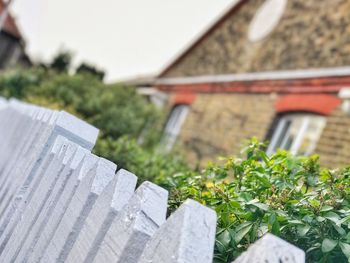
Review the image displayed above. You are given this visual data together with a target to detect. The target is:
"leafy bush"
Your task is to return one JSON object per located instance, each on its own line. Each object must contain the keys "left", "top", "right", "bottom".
{"left": 163, "top": 138, "right": 350, "bottom": 263}
{"left": 94, "top": 136, "right": 189, "bottom": 183}
{"left": 0, "top": 66, "right": 182, "bottom": 182}
{"left": 2, "top": 70, "right": 156, "bottom": 139}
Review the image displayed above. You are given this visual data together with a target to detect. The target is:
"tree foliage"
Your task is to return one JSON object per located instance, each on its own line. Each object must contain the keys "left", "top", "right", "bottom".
{"left": 49, "top": 51, "right": 72, "bottom": 73}
{"left": 0, "top": 64, "right": 186, "bottom": 183}
{"left": 76, "top": 63, "right": 105, "bottom": 80}
{"left": 94, "top": 136, "right": 189, "bottom": 183}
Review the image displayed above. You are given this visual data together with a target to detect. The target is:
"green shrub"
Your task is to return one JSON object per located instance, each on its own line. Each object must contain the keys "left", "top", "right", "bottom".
{"left": 0, "top": 65, "right": 161, "bottom": 142}
{"left": 0, "top": 67, "right": 170, "bottom": 182}
{"left": 164, "top": 138, "right": 350, "bottom": 263}
{"left": 94, "top": 136, "right": 189, "bottom": 184}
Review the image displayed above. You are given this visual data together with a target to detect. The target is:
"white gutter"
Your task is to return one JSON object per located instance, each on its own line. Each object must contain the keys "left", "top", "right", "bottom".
{"left": 156, "top": 67, "right": 350, "bottom": 85}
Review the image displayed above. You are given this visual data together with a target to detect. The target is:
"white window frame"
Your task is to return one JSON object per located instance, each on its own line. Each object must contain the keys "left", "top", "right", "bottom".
{"left": 162, "top": 104, "right": 189, "bottom": 151}
{"left": 267, "top": 113, "right": 326, "bottom": 156}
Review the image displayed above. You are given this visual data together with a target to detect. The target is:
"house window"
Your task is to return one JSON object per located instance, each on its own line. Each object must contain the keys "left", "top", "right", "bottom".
{"left": 267, "top": 114, "right": 326, "bottom": 156}
{"left": 162, "top": 104, "right": 189, "bottom": 151}
{"left": 248, "top": 0, "right": 288, "bottom": 42}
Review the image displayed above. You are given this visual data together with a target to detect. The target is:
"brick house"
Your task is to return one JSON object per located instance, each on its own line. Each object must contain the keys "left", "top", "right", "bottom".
{"left": 0, "top": 0, "right": 30, "bottom": 69}
{"left": 155, "top": 0, "right": 350, "bottom": 167}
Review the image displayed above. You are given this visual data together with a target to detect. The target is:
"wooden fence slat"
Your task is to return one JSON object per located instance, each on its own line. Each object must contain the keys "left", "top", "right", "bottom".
{"left": 232, "top": 234, "right": 305, "bottom": 263}
{"left": 93, "top": 181, "right": 168, "bottom": 263}
{"left": 0, "top": 138, "right": 79, "bottom": 262}
{"left": 41, "top": 158, "right": 116, "bottom": 263}
{"left": 66, "top": 169, "right": 137, "bottom": 263}
{"left": 16, "top": 146, "right": 89, "bottom": 262}
{"left": 26, "top": 153, "right": 100, "bottom": 263}
{"left": 0, "top": 135, "right": 66, "bottom": 254}
{"left": 138, "top": 199, "right": 217, "bottom": 263}
{"left": 0, "top": 99, "right": 308, "bottom": 263}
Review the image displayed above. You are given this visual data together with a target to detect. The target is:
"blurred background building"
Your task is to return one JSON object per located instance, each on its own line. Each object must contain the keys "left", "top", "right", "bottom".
{"left": 2, "top": 0, "right": 350, "bottom": 168}
{"left": 155, "top": 0, "right": 350, "bottom": 167}
{"left": 0, "top": 0, "right": 30, "bottom": 69}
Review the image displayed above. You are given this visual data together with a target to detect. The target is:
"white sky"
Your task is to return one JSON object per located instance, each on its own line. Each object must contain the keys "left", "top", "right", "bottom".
{"left": 10, "top": 0, "right": 234, "bottom": 82}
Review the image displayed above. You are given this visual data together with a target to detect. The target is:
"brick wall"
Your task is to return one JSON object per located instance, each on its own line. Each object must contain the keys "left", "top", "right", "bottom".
{"left": 172, "top": 92, "right": 276, "bottom": 165}
{"left": 316, "top": 107, "right": 350, "bottom": 168}
{"left": 163, "top": 0, "right": 350, "bottom": 78}
{"left": 168, "top": 90, "right": 350, "bottom": 168}
{"left": 159, "top": 0, "right": 350, "bottom": 167}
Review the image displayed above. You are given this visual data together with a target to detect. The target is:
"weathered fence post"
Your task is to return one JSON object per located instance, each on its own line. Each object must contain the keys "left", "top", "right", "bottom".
{"left": 66, "top": 169, "right": 137, "bottom": 263}
{"left": 232, "top": 234, "right": 305, "bottom": 263}
{"left": 0, "top": 98, "right": 307, "bottom": 263}
{"left": 26, "top": 153, "right": 101, "bottom": 262}
{"left": 93, "top": 181, "right": 168, "bottom": 263}
{"left": 41, "top": 158, "right": 117, "bottom": 262}
{"left": 16, "top": 145, "right": 90, "bottom": 262}
{"left": 138, "top": 199, "right": 217, "bottom": 263}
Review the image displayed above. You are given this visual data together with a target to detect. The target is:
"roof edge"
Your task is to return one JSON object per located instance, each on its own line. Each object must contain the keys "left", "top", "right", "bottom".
{"left": 0, "top": 0, "right": 22, "bottom": 39}
{"left": 156, "top": 67, "right": 350, "bottom": 85}
{"left": 157, "top": 0, "right": 246, "bottom": 78}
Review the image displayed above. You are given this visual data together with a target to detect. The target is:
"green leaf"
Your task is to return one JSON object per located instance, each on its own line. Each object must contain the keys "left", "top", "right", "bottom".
{"left": 339, "top": 242, "right": 350, "bottom": 258}
{"left": 297, "top": 225, "right": 311, "bottom": 237}
{"left": 316, "top": 216, "right": 326, "bottom": 222}
{"left": 322, "top": 238, "right": 338, "bottom": 253}
{"left": 268, "top": 213, "right": 276, "bottom": 225}
{"left": 247, "top": 200, "right": 269, "bottom": 211}
{"left": 215, "top": 239, "right": 226, "bottom": 254}
{"left": 309, "top": 199, "right": 320, "bottom": 208}
{"left": 334, "top": 225, "right": 346, "bottom": 236}
{"left": 254, "top": 173, "right": 271, "bottom": 187}
{"left": 306, "top": 243, "right": 321, "bottom": 253}
{"left": 234, "top": 223, "right": 253, "bottom": 244}
{"left": 238, "top": 192, "right": 252, "bottom": 202}
{"left": 324, "top": 211, "right": 341, "bottom": 224}
{"left": 229, "top": 200, "right": 241, "bottom": 208}
{"left": 321, "top": 205, "right": 334, "bottom": 212}
{"left": 289, "top": 220, "right": 304, "bottom": 225}
{"left": 217, "top": 230, "right": 231, "bottom": 247}
{"left": 235, "top": 221, "right": 253, "bottom": 231}
{"left": 259, "top": 151, "right": 270, "bottom": 164}
{"left": 271, "top": 220, "right": 281, "bottom": 235}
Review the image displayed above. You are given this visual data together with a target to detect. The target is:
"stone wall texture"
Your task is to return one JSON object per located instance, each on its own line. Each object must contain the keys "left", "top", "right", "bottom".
{"left": 162, "top": 0, "right": 350, "bottom": 78}
{"left": 173, "top": 93, "right": 277, "bottom": 165}
{"left": 170, "top": 92, "right": 350, "bottom": 168}
{"left": 315, "top": 107, "right": 350, "bottom": 168}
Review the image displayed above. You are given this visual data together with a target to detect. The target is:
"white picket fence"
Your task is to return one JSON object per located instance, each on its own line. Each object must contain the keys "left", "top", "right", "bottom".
{"left": 0, "top": 98, "right": 306, "bottom": 263}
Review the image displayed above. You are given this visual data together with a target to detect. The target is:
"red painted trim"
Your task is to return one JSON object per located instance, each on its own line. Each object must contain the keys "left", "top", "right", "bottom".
{"left": 156, "top": 76, "right": 350, "bottom": 94}
{"left": 172, "top": 92, "right": 196, "bottom": 105}
{"left": 276, "top": 94, "right": 341, "bottom": 115}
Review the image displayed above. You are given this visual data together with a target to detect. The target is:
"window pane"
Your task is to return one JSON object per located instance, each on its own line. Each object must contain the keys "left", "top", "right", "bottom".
{"left": 268, "top": 114, "right": 326, "bottom": 156}
{"left": 162, "top": 105, "right": 189, "bottom": 151}
{"left": 280, "top": 117, "right": 303, "bottom": 150}
{"left": 274, "top": 119, "right": 291, "bottom": 150}
{"left": 297, "top": 117, "right": 326, "bottom": 156}
{"left": 269, "top": 119, "right": 291, "bottom": 153}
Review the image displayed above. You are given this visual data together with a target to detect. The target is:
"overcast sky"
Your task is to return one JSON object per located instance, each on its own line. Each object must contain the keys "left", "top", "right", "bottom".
{"left": 10, "top": 0, "right": 234, "bottom": 82}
